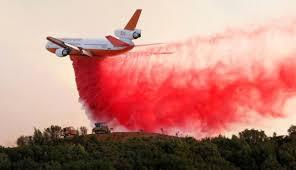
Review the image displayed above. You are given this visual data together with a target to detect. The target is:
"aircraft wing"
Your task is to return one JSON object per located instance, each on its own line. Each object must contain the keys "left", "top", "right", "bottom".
{"left": 46, "top": 36, "right": 93, "bottom": 57}
{"left": 105, "top": 35, "right": 130, "bottom": 47}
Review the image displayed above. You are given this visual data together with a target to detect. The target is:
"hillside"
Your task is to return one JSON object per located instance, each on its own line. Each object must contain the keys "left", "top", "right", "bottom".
{"left": 1, "top": 126, "right": 296, "bottom": 169}
{"left": 95, "top": 132, "right": 177, "bottom": 142}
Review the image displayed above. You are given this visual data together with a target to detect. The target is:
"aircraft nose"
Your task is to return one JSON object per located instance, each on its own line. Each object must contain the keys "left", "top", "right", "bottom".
{"left": 45, "top": 42, "right": 50, "bottom": 49}
{"left": 45, "top": 42, "right": 49, "bottom": 49}
{"left": 45, "top": 42, "right": 55, "bottom": 53}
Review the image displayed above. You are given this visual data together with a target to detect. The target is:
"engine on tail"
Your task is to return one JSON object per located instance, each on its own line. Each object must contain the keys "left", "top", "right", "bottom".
{"left": 114, "top": 29, "right": 141, "bottom": 40}
{"left": 55, "top": 48, "right": 70, "bottom": 57}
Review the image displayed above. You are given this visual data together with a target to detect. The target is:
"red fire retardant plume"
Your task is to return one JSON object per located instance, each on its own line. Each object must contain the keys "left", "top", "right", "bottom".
{"left": 71, "top": 19, "right": 296, "bottom": 136}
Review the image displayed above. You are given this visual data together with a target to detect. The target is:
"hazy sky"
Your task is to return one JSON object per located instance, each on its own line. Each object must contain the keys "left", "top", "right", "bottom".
{"left": 0, "top": 0, "right": 296, "bottom": 146}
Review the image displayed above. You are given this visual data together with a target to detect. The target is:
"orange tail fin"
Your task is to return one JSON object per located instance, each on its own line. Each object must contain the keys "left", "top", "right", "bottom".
{"left": 124, "top": 9, "right": 142, "bottom": 30}
{"left": 106, "top": 35, "right": 131, "bottom": 47}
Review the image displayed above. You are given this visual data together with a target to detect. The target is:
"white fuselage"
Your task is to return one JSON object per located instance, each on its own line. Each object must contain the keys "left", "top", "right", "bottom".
{"left": 46, "top": 38, "right": 135, "bottom": 57}
{"left": 46, "top": 38, "right": 133, "bottom": 51}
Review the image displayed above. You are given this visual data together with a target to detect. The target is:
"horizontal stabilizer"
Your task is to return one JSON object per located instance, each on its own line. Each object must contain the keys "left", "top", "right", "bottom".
{"left": 106, "top": 35, "right": 130, "bottom": 47}
{"left": 128, "top": 51, "right": 174, "bottom": 55}
{"left": 135, "top": 43, "right": 164, "bottom": 47}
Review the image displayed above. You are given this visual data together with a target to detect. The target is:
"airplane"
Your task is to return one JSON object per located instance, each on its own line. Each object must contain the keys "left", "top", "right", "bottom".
{"left": 46, "top": 9, "right": 165, "bottom": 58}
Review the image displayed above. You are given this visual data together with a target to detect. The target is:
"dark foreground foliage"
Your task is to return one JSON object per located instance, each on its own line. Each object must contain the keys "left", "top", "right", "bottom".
{"left": 1, "top": 125, "right": 296, "bottom": 170}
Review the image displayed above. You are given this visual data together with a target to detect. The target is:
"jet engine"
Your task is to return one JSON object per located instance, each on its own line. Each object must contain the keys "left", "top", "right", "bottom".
{"left": 55, "top": 48, "right": 70, "bottom": 57}
{"left": 114, "top": 29, "right": 141, "bottom": 40}
{"left": 132, "top": 30, "right": 141, "bottom": 39}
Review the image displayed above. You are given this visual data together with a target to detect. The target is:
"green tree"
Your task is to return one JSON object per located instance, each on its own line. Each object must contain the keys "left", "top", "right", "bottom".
{"left": 0, "top": 153, "right": 11, "bottom": 169}
{"left": 44, "top": 125, "right": 62, "bottom": 142}
{"left": 16, "top": 135, "right": 32, "bottom": 146}
{"left": 7, "top": 125, "right": 296, "bottom": 169}
{"left": 33, "top": 128, "right": 45, "bottom": 145}
{"left": 260, "top": 156, "right": 284, "bottom": 170}
{"left": 288, "top": 125, "right": 296, "bottom": 136}
{"left": 239, "top": 129, "right": 267, "bottom": 144}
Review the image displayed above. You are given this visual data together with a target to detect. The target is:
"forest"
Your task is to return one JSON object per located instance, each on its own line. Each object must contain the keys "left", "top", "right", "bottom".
{"left": 1, "top": 125, "right": 296, "bottom": 170}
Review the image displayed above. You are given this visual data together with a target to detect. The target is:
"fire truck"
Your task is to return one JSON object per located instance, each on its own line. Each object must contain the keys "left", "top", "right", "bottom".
{"left": 62, "top": 127, "right": 78, "bottom": 138}
{"left": 92, "top": 122, "right": 112, "bottom": 134}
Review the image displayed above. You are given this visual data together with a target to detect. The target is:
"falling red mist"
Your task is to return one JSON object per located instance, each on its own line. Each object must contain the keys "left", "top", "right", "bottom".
{"left": 71, "top": 19, "right": 296, "bottom": 136}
